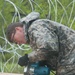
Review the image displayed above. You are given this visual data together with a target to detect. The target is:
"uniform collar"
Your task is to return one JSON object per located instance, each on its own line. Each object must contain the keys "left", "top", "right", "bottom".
{"left": 23, "top": 24, "right": 29, "bottom": 44}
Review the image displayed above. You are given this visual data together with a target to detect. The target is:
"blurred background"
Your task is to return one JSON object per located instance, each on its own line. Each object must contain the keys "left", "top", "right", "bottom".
{"left": 0, "top": 0, "right": 75, "bottom": 74}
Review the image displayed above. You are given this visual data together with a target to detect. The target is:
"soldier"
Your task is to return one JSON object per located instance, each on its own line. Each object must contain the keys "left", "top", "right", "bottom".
{"left": 6, "top": 12, "right": 75, "bottom": 75}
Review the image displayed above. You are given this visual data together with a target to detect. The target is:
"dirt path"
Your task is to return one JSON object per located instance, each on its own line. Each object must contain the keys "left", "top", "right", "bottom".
{"left": 0, "top": 73, "right": 23, "bottom": 75}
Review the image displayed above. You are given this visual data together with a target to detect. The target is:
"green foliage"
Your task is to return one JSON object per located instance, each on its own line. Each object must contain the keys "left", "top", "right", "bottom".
{"left": 0, "top": 61, "right": 24, "bottom": 73}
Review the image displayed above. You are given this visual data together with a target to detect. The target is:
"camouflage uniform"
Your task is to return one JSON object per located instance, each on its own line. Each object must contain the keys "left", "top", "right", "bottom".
{"left": 20, "top": 12, "right": 75, "bottom": 75}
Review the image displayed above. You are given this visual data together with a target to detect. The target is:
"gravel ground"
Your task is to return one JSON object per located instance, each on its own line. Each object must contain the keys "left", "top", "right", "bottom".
{"left": 0, "top": 73, "right": 23, "bottom": 75}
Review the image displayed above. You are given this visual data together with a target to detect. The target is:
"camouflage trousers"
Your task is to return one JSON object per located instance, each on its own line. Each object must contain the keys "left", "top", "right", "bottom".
{"left": 57, "top": 64, "right": 75, "bottom": 75}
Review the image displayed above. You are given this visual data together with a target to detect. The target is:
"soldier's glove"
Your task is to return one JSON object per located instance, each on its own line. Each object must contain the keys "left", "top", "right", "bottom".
{"left": 18, "top": 54, "right": 29, "bottom": 66}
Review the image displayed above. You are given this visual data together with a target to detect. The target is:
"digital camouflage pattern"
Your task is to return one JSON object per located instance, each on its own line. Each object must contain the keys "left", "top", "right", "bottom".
{"left": 21, "top": 12, "right": 75, "bottom": 75}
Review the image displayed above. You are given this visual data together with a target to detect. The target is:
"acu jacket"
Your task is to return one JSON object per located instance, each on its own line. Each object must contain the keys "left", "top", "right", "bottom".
{"left": 20, "top": 12, "right": 75, "bottom": 75}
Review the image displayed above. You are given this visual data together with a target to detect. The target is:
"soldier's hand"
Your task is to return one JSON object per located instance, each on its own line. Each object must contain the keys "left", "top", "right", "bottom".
{"left": 18, "top": 54, "right": 29, "bottom": 66}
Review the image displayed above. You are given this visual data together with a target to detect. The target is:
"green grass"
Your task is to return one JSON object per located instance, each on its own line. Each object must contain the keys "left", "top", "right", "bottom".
{"left": 50, "top": 71, "right": 56, "bottom": 75}
{"left": 0, "top": 61, "right": 56, "bottom": 75}
{"left": 0, "top": 62, "right": 24, "bottom": 74}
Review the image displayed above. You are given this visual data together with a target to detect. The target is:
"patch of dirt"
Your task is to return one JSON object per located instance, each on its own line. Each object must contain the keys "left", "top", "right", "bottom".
{"left": 0, "top": 73, "right": 23, "bottom": 75}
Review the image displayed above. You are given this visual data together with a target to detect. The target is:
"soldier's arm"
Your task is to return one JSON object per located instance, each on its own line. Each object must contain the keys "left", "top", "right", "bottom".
{"left": 28, "top": 22, "right": 59, "bottom": 62}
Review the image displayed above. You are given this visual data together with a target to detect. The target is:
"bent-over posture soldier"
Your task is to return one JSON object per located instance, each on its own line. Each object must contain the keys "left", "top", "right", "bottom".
{"left": 6, "top": 12, "right": 75, "bottom": 75}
